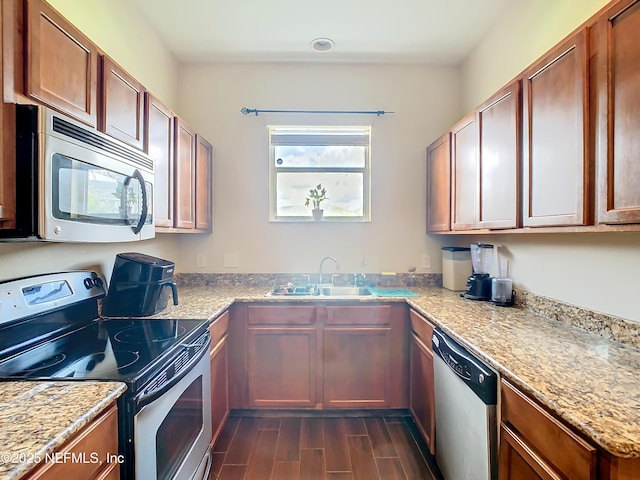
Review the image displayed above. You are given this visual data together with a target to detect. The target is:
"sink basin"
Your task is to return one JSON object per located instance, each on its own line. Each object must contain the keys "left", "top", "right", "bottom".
{"left": 321, "top": 286, "right": 372, "bottom": 296}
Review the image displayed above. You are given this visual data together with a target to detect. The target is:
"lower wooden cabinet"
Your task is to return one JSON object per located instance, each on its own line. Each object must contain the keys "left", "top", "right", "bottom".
{"left": 408, "top": 309, "right": 435, "bottom": 455}
{"left": 230, "top": 303, "right": 408, "bottom": 410}
{"left": 26, "top": 404, "right": 120, "bottom": 480}
{"left": 209, "top": 312, "right": 229, "bottom": 445}
{"left": 499, "top": 379, "right": 597, "bottom": 480}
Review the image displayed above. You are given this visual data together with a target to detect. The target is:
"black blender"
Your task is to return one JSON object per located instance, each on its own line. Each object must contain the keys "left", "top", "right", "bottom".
{"left": 464, "top": 243, "right": 493, "bottom": 300}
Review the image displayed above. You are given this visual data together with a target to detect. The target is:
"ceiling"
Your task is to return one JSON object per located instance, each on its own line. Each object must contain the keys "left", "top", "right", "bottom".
{"left": 129, "top": 0, "right": 518, "bottom": 64}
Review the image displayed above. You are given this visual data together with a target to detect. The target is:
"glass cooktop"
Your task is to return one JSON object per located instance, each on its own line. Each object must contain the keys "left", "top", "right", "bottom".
{"left": 0, "top": 318, "right": 208, "bottom": 391}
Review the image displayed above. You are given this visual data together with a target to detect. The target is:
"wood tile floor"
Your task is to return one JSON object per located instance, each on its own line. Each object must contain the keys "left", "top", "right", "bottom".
{"left": 209, "top": 412, "right": 442, "bottom": 480}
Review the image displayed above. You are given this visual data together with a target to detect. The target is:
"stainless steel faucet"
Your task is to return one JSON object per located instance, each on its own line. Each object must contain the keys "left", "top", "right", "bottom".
{"left": 318, "top": 256, "right": 340, "bottom": 285}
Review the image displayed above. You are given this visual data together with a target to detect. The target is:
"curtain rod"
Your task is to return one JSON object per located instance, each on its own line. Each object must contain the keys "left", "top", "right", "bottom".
{"left": 240, "top": 107, "right": 393, "bottom": 116}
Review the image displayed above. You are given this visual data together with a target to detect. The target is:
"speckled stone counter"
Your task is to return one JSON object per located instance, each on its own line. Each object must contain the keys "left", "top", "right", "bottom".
{"left": 149, "top": 277, "right": 640, "bottom": 460}
{"left": 0, "top": 381, "right": 127, "bottom": 480}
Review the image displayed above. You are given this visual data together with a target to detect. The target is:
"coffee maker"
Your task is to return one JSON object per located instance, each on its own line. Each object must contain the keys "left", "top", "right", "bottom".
{"left": 101, "top": 252, "right": 179, "bottom": 317}
{"left": 464, "top": 243, "right": 493, "bottom": 300}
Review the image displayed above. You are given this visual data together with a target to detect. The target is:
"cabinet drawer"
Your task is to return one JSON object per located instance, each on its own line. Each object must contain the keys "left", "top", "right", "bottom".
{"left": 28, "top": 405, "right": 119, "bottom": 480}
{"left": 209, "top": 310, "right": 229, "bottom": 347}
{"left": 247, "top": 305, "right": 315, "bottom": 325}
{"left": 324, "top": 305, "right": 391, "bottom": 325}
{"left": 501, "top": 380, "right": 596, "bottom": 479}
{"left": 409, "top": 309, "right": 434, "bottom": 347}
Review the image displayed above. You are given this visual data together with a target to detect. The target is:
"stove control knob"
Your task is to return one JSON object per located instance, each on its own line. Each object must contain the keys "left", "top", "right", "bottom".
{"left": 83, "top": 277, "right": 95, "bottom": 289}
{"left": 94, "top": 277, "right": 104, "bottom": 288}
{"left": 479, "top": 374, "right": 485, "bottom": 384}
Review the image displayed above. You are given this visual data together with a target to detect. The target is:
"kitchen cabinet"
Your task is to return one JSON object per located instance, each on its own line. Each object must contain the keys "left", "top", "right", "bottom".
{"left": 231, "top": 303, "right": 407, "bottom": 410}
{"left": 24, "top": 0, "right": 99, "bottom": 127}
{"left": 209, "top": 312, "right": 229, "bottom": 445}
{"left": 408, "top": 309, "right": 435, "bottom": 455}
{"left": 522, "top": 28, "right": 592, "bottom": 227}
{"left": 174, "top": 117, "right": 196, "bottom": 230}
{"left": 195, "top": 134, "right": 213, "bottom": 232}
{"left": 100, "top": 56, "right": 145, "bottom": 150}
{"left": 499, "top": 379, "right": 597, "bottom": 480}
{"left": 477, "top": 80, "right": 521, "bottom": 229}
{"left": 426, "top": 132, "right": 451, "bottom": 233}
{"left": 145, "top": 93, "right": 174, "bottom": 228}
{"left": 25, "top": 404, "right": 120, "bottom": 480}
{"left": 595, "top": 0, "right": 640, "bottom": 225}
{"left": 0, "top": 3, "right": 16, "bottom": 230}
{"left": 322, "top": 305, "right": 407, "bottom": 409}
{"left": 246, "top": 305, "right": 319, "bottom": 408}
{"left": 451, "top": 112, "right": 478, "bottom": 230}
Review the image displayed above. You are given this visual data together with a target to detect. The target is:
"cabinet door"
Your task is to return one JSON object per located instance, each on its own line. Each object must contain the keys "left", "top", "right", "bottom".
{"left": 477, "top": 80, "right": 521, "bottom": 229}
{"left": 25, "top": 0, "right": 98, "bottom": 127}
{"left": 194, "top": 135, "right": 213, "bottom": 231}
{"left": 522, "top": 29, "right": 591, "bottom": 227}
{"left": 451, "top": 113, "right": 478, "bottom": 230}
{"left": 426, "top": 133, "right": 451, "bottom": 233}
{"left": 247, "top": 327, "right": 318, "bottom": 408}
{"left": 409, "top": 333, "right": 435, "bottom": 455}
{"left": 145, "top": 94, "right": 174, "bottom": 228}
{"left": 0, "top": 6, "right": 16, "bottom": 230}
{"left": 210, "top": 334, "right": 228, "bottom": 445}
{"left": 100, "top": 56, "right": 145, "bottom": 150}
{"left": 323, "top": 326, "right": 391, "bottom": 408}
{"left": 174, "top": 118, "right": 196, "bottom": 229}
{"left": 498, "top": 423, "right": 559, "bottom": 480}
{"left": 596, "top": 0, "right": 640, "bottom": 224}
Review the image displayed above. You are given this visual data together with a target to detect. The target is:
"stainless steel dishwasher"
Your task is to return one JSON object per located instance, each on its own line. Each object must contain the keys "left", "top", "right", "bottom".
{"left": 432, "top": 328, "right": 498, "bottom": 480}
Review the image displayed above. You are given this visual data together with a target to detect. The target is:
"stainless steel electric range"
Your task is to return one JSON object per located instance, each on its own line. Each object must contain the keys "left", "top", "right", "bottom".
{"left": 0, "top": 271, "right": 212, "bottom": 480}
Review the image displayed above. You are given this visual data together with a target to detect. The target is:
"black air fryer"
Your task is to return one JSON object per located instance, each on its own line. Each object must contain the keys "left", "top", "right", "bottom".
{"left": 101, "top": 253, "right": 179, "bottom": 317}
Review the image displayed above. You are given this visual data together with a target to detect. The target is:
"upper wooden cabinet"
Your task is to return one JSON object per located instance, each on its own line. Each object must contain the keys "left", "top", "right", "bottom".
{"left": 174, "top": 117, "right": 196, "bottom": 230}
{"left": 522, "top": 28, "right": 592, "bottom": 227}
{"left": 451, "top": 113, "right": 478, "bottom": 230}
{"left": 0, "top": 5, "right": 16, "bottom": 230}
{"left": 195, "top": 135, "right": 213, "bottom": 232}
{"left": 145, "top": 93, "right": 174, "bottom": 228}
{"left": 24, "top": 0, "right": 99, "bottom": 127}
{"left": 477, "top": 80, "right": 522, "bottom": 229}
{"left": 426, "top": 133, "right": 451, "bottom": 233}
{"left": 595, "top": 0, "right": 640, "bottom": 225}
{"left": 100, "top": 56, "right": 145, "bottom": 150}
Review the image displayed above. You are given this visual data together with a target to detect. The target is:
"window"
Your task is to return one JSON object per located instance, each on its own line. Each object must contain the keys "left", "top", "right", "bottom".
{"left": 269, "top": 126, "right": 371, "bottom": 221}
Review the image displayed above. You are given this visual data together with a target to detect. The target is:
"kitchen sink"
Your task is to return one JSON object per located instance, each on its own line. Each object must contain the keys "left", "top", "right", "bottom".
{"left": 266, "top": 282, "right": 372, "bottom": 298}
{"left": 320, "top": 286, "right": 372, "bottom": 296}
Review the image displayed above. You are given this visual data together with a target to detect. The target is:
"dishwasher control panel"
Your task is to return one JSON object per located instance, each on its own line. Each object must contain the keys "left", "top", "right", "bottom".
{"left": 432, "top": 328, "right": 498, "bottom": 405}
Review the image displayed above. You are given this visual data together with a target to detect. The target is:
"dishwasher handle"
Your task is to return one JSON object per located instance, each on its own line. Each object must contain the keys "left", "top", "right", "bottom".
{"left": 433, "top": 328, "right": 498, "bottom": 405}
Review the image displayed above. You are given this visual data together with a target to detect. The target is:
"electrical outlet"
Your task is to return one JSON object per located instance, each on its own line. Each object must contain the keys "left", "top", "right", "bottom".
{"left": 422, "top": 254, "right": 432, "bottom": 269}
{"left": 224, "top": 253, "right": 239, "bottom": 268}
{"left": 196, "top": 254, "right": 207, "bottom": 268}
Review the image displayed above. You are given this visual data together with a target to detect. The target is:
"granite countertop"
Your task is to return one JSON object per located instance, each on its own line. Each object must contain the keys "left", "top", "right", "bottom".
{"left": 0, "top": 381, "right": 126, "bottom": 480}
{"left": 150, "top": 280, "right": 640, "bottom": 459}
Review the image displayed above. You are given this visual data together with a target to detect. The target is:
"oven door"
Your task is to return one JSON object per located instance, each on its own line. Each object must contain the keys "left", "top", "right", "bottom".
{"left": 134, "top": 341, "right": 212, "bottom": 480}
{"left": 39, "top": 108, "right": 154, "bottom": 243}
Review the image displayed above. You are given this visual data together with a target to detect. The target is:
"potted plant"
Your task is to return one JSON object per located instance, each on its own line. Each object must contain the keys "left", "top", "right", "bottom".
{"left": 305, "top": 183, "right": 328, "bottom": 220}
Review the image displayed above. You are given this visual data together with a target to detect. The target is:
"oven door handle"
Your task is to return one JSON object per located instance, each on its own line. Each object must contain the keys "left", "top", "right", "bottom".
{"left": 134, "top": 332, "right": 210, "bottom": 408}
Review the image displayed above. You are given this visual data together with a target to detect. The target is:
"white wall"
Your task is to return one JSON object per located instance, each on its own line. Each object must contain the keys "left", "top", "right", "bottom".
{"left": 0, "top": 0, "right": 180, "bottom": 283}
{"left": 460, "top": 0, "right": 640, "bottom": 323}
{"left": 172, "top": 62, "right": 461, "bottom": 274}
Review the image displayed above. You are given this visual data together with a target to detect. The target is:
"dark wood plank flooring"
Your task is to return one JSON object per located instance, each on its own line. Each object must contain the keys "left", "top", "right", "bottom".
{"left": 210, "top": 413, "right": 441, "bottom": 480}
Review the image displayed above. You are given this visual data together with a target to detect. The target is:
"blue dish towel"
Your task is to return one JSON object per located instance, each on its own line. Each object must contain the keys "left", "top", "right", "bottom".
{"left": 368, "top": 287, "right": 417, "bottom": 297}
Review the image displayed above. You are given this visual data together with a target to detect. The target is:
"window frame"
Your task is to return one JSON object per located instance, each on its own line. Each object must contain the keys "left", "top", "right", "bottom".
{"left": 268, "top": 125, "right": 372, "bottom": 222}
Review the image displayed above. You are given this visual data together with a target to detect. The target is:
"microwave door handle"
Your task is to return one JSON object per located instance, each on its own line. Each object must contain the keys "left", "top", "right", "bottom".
{"left": 130, "top": 169, "right": 148, "bottom": 235}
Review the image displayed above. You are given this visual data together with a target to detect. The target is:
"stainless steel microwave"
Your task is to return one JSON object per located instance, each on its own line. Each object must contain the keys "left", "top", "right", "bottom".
{"left": 1, "top": 105, "right": 154, "bottom": 242}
